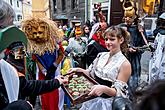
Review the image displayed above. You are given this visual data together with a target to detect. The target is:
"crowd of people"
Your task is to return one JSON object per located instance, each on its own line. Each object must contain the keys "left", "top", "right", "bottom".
{"left": 0, "top": 0, "right": 165, "bottom": 110}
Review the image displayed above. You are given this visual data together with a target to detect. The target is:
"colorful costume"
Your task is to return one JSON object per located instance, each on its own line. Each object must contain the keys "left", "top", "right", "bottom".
{"left": 66, "top": 23, "right": 88, "bottom": 69}
{"left": 149, "top": 13, "right": 165, "bottom": 83}
{"left": 119, "top": 1, "right": 147, "bottom": 99}
{"left": 22, "top": 18, "right": 64, "bottom": 110}
{"left": 86, "top": 3, "right": 108, "bottom": 66}
{"left": 0, "top": 26, "right": 62, "bottom": 110}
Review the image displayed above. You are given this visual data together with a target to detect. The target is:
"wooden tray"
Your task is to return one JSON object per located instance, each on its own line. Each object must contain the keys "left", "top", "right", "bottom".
{"left": 62, "top": 72, "right": 98, "bottom": 105}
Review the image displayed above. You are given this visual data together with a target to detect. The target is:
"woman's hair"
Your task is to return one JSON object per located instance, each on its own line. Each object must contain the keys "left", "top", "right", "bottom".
{"left": 135, "top": 80, "right": 165, "bottom": 110}
{"left": 82, "top": 25, "right": 90, "bottom": 36}
{"left": 103, "top": 26, "right": 130, "bottom": 55}
{"left": 0, "top": 1, "right": 15, "bottom": 28}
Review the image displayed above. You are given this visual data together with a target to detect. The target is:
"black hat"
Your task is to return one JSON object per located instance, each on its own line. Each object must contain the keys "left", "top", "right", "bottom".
{"left": 7, "top": 41, "right": 24, "bottom": 50}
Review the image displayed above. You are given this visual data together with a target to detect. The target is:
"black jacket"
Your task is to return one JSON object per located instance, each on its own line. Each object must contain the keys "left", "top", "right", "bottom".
{"left": 0, "top": 71, "right": 60, "bottom": 109}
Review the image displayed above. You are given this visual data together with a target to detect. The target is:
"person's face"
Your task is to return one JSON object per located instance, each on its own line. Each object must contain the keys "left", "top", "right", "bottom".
{"left": 100, "top": 22, "right": 107, "bottom": 31}
{"left": 105, "top": 33, "right": 123, "bottom": 52}
{"left": 124, "top": 17, "right": 134, "bottom": 25}
{"left": 10, "top": 46, "right": 25, "bottom": 59}
{"left": 84, "top": 27, "right": 90, "bottom": 33}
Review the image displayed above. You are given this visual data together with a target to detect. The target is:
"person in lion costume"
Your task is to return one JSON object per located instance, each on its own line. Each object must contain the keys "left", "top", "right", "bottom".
{"left": 22, "top": 18, "right": 65, "bottom": 110}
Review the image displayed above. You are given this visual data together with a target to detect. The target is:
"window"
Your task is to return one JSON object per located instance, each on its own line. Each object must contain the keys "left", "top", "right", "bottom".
{"left": 17, "top": 1, "right": 19, "bottom": 7}
{"left": 71, "top": 0, "right": 79, "bottom": 9}
{"left": 144, "top": 19, "right": 153, "bottom": 30}
{"left": 53, "top": 0, "right": 57, "bottom": 13}
{"left": 10, "top": 0, "right": 13, "bottom": 5}
{"left": 17, "top": 15, "right": 22, "bottom": 21}
{"left": 61, "top": 0, "right": 66, "bottom": 11}
{"left": 62, "top": 0, "right": 66, "bottom": 11}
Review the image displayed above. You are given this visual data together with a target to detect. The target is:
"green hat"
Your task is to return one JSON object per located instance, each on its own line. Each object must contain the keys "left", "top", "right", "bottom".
{"left": 0, "top": 25, "right": 27, "bottom": 52}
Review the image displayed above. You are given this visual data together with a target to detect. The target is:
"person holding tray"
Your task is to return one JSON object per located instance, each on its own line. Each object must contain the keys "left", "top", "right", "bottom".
{"left": 67, "top": 26, "right": 132, "bottom": 110}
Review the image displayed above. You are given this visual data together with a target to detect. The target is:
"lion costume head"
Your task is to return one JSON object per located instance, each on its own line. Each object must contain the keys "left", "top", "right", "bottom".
{"left": 22, "top": 18, "right": 63, "bottom": 55}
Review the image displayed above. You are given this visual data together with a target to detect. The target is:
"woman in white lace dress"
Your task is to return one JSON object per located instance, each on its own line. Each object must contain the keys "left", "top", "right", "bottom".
{"left": 67, "top": 26, "right": 131, "bottom": 110}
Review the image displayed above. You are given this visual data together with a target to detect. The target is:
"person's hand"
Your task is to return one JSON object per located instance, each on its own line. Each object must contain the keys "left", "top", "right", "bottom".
{"left": 67, "top": 68, "right": 77, "bottom": 74}
{"left": 129, "top": 47, "right": 136, "bottom": 53}
{"left": 56, "top": 75, "right": 68, "bottom": 85}
{"left": 88, "top": 85, "right": 105, "bottom": 96}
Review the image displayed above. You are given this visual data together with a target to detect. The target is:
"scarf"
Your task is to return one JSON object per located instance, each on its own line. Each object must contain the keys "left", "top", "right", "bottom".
{"left": 0, "top": 59, "right": 19, "bottom": 103}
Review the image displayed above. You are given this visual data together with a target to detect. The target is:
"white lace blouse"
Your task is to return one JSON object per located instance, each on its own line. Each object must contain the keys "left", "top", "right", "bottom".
{"left": 88, "top": 51, "right": 129, "bottom": 98}
{"left": 88, "top": 51, "right": 127, "bottom": 82}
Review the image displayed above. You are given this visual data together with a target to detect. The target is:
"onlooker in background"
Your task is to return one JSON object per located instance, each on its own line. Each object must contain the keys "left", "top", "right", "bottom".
{"left": 85, "top": 20, "right": 92, "bottom": 31}
{"left": 82, "top": 25, "right": 90, "bottom": 40}
{"left": 119, "top": 6, "right": 147, "bottom": 100}
{"left": 66, "top": 23, "right": 87, "bottom": 69}
{"left": 86, "top": 21, "right": 108, "bottom": 66}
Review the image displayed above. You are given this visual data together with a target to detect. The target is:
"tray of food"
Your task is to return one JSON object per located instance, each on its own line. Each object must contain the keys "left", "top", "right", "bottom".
{"left": 62, "top": 72, "right": 98, "bottom": 104}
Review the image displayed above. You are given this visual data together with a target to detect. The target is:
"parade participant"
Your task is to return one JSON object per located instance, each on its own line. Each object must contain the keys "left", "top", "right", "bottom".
{"left": 61, "top": 40, "right": 73, "bottom": 75}
{"left": 86, "top": 3, "right": 108, "bottom": 66}
{"left": 0, "top": 26, "right": 67, "bottom": 110}
{"left": 119, "top": 0, "right": 147, "bottom": 99}
{"left": 67, "top": 26, "right": 131, "bottom": 110}
{"left": 66, "top": 23, "right": 87, "bottom": 69}
{"left": 149, "top": 12, "right": 165, "bottom": 83}
{"left": 22, "top": 17, "right": 65, "bottom": 110}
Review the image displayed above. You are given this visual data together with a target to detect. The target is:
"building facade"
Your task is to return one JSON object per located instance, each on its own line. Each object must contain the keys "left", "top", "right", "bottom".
{"left": 32, "top": 0, "right": 50, "bottom": 18}
{"left": 22, "top": 0, "right": 32, "bottom": 20}
{"left": 90, "top": 0, "right": 123, "bottom": 25}
{"left": 50, "top": 0, "right": 85, "bottom": 27}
